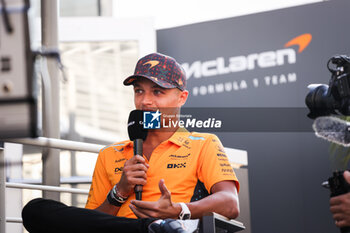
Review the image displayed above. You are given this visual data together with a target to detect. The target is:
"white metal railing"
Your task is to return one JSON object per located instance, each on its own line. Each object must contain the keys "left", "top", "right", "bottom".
{"left": 0, "top": 137, "right": 105, "bottom": 232}
{"left": 8, "top": 176, "right": 92, "bottom": 184}
{"left": 6, "top": 183, "right": 89, "bottom": 195}
{"left": 6, "top": 218, "right": 23, "bottom": 223}
{"left": 5, "top": 137, "right": 103, "bottom": 153}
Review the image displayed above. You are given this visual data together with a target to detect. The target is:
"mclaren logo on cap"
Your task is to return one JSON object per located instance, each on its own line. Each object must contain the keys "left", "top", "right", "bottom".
{"left": 143, "top": 60, "right": 160, "bottom": 69}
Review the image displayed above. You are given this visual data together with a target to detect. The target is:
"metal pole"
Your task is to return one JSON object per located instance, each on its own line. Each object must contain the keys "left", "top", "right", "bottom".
{"left": 5, "top": 137, "right": 103, "bottom": 153}
{"left": 6, "top": 217, "right": 22, "bottom": 223}
{"left": 41, "top": 0, "right": 60, "bottom": 200}
{"left": 6, "top": 183, "right": 89, "bottom": 195}
{"left": 0, "top": 147, "right": 6, "bottom": 233}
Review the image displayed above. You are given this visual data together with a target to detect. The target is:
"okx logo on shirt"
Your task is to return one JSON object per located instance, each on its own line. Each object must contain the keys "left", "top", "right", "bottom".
{"left": 143, "top": 110, "right": 161, "bottom": 129}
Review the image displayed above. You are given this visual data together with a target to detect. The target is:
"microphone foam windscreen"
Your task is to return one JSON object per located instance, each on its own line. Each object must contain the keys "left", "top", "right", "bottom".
{"left": 128, "top": 110, "right": 148, "bottom": 141}
{"left": 313, "top": 116, "right": 350, "bottom": 147}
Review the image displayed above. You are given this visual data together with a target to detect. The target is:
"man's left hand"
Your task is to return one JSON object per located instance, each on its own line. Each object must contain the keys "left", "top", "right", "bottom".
{"left": 129, "top": 179, "right": 181, "bottom": 219}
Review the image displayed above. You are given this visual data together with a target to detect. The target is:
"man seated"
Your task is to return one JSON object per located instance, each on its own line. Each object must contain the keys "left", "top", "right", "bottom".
{"left": 22, "top": 53, "right": 240, "bottom": 233}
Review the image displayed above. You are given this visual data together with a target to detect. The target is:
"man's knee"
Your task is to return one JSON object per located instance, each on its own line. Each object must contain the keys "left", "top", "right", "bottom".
{"left": 22, "top": 198, "right": 63, "bottom": 217}
{"left": 22, "top": 198, "right": 46, "bottom": 218}
{"left": 22, "top": 198, "right": 44, "bottom": 218}
{"left": 22, "top": 198, "right": 48, "bottom": 232}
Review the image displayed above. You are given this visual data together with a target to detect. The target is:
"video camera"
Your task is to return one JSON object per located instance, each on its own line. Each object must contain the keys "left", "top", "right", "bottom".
{"left": 305, "top": 55, "right": 350, "bottom": 119}
{"left": 306, "top": 55, "right": 350, "bottom": 233}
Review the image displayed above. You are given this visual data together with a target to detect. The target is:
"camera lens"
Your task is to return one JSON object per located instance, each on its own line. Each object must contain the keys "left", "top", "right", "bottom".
{"left": 305, "top": 84, "right": 336, "bottom": 118}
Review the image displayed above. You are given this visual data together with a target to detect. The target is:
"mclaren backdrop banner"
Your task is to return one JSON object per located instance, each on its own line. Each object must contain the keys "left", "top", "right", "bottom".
{"left": 157, "top": 1, "right": 350, "bottom": 233}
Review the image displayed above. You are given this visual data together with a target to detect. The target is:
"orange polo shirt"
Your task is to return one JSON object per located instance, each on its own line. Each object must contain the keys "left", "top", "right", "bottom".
{"left": 85, "top": 128, "right": 239, "bottom": 218}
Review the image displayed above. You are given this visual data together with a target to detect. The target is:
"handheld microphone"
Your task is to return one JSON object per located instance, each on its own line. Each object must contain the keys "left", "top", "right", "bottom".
{"left": 128, "top": 110, "right": 148, "bottom": 200}
{"left": 312, "top": 116, "right": 350, "bottom": 147}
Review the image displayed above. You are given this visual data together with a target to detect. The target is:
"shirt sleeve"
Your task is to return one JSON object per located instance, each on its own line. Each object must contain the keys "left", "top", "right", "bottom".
{"left": 85, "top": 149, "right": 113, "bottom": 209}
{"left": 197, "top": 134, "right": 240, "bottom": 193}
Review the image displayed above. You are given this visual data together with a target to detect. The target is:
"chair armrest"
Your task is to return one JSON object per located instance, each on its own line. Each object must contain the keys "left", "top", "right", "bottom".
{"left": 200, "top": 212, "right": 245, "bottom": 233}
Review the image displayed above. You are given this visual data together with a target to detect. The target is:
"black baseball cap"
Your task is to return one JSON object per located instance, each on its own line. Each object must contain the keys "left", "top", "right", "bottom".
{"left": 123, "top": 53, "right": 186, "bottom": 91}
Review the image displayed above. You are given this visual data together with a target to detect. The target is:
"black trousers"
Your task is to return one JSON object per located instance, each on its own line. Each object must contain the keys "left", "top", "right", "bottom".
{"left": 22, "top": 198, "right": 156, "bottom": 233}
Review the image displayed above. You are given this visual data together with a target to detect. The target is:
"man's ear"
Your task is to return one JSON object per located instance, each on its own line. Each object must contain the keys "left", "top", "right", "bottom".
{"left": 178, "top": 90, "right": 189, "bottom": 107}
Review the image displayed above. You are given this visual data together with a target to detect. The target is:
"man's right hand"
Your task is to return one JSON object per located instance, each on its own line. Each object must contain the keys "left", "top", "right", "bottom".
{"left": 118, "top": 155, "right": 149, "bottom": 197}
{"left": 330, "top": 170, "right": 350, "bottom": 228}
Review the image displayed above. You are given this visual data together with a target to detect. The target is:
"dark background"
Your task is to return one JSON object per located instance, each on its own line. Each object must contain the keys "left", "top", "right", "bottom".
{"left": 157, "top": 1, "right": 350, "bottom": 232}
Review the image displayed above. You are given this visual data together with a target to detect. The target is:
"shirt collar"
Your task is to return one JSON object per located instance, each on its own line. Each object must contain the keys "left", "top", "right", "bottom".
{"left": 125, "top": 128, "right": 190, "bottom": 147}
{"left": 168, "top": 128, "right": 191, "bottom": 146}
{"left": 123, "top": 141, "right": 133, "bottom": 147}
